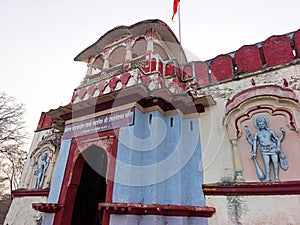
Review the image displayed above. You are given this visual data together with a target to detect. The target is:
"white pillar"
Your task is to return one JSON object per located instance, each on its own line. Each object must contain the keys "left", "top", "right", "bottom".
{"left": 145, "top": 29, "right": 154, "bottom": 54}
{"left": 124, "top": 39, "right": 132, "bottom": 70}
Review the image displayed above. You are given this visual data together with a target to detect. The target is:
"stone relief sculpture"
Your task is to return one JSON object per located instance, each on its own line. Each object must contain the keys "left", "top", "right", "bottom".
{"left": 24, "top": 129, "right": 61, "bottom": 190}
{"left": 34, "top": 152, "right": 49, "bottom": 189}
{"left": 244, "top": 115, "right": 288, "bottom": 182}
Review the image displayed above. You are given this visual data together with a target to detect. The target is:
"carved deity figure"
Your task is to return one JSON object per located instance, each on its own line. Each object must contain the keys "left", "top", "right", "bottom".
{"left": 244, "top": 115, "right": 287, "bottom": 182}
{"left": 34, "top": 152, "right": 49, "bottom": 189}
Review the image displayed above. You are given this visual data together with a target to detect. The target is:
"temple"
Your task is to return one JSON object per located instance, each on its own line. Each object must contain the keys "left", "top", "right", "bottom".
{"left": 4, "top": 19, "right": 300, "bottom": 225}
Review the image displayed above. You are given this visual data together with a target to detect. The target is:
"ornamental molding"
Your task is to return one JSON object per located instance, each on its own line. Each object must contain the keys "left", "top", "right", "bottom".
{"left": 226, "top": 85, "right": 298, "bottom": 115}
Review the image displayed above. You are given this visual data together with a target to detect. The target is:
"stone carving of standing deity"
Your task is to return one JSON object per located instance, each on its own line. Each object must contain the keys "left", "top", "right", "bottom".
{"left": 244, "top": 115, "right": 288, "bottom": 182}
{"left": 34, "top": 152, "right": 49, "bottom": 189}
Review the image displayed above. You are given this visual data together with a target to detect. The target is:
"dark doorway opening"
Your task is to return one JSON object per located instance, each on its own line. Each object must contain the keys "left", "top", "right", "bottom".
{"left": 71, "top": 145, "right": 107, "bottom": 225}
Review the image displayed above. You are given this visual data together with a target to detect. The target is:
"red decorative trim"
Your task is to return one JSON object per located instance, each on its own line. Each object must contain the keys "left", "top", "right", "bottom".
{"left": 88, "top": 84, "right": 97, "bottom": 96}
{"left": 12, "top": 189, "right": 49, "bottom": 197}
{"left": 57, "top": 86, "right": 209, "bottom": 123}
{"left": 108, "top": 76, "right": 119, "bottom": 91}
{"left": 210, "top": 54, "right": 234, "bottom": 82}
{"left": 262, "top": 35, "right": 294, "bottom": 67}
{"left": 36, "top": 113, "right": 54, "bottom": 131}
{"left": 120, "top": 72, "right": 132, "bottom": 88}
{"left": 98, "top": 80, "right": 107, "bottom": 95}
{"left": 140, "top": 75, "right": 152, "bottom": 86}
{"left": 226, "top": 85, "right": 298, "bottom": 115}
{"left": 71, "top": 91, "right": 77, "bottom": 103}
{"left": 137, "top": 95, "right": 205, "bottom": 114}
{"left": 203, "top": 181, "right": 300, "bottom": 196}
{"left": 78, "top": 88, "right": 87, "bottom": 100}
{"left": 99, "top": 202, "right": 216, "bottom": 218}
{"left": 32, "top": 203, "right": 62, "bottom": 213}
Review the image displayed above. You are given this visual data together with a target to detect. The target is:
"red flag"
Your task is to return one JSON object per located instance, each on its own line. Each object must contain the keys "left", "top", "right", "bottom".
{"left": 172, "top": 0, "right": 180, "bottom": 20}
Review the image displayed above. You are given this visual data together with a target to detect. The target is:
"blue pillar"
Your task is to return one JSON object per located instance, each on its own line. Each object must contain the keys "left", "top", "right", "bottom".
{"left": 42, "top": 139, "right": 72, "bottom": 225}
{"left": 111, "top": 108, "right": 207, "bottom": 225}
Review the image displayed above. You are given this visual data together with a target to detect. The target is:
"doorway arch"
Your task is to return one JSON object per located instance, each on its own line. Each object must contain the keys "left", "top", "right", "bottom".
{"left": 53, "top": 131, "right": 118, "bottom": 225}
{"left": 70, "top": 145, "right": 108, "bottom": 225}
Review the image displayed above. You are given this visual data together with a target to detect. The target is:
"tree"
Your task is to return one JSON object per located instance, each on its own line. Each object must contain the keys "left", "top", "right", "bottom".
{"left": 0, "top": 92, "right": 28, "bottom": 197}
{"left": 1, "top": 147, "right": 27, "bottom": 195}
{"left": 0, "top": 93, "right": 26, "bottom": 153}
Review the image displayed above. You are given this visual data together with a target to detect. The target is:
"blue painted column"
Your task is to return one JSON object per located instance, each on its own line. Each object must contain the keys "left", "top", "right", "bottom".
{"left": 111, "top": 108, "right": 207, "bottom": 225}
{"left": 42, "top": 139, "right": 72, "bottom": 225}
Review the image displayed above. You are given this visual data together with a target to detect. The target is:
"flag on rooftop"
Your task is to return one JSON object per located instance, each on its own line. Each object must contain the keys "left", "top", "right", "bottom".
{"left": 172, "top": 0, "right": 180, "bottom": 20}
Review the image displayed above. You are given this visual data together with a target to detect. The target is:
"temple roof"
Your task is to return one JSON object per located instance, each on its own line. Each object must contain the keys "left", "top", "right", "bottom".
{"left": 74, "top": 19, "right": 187, "bottom": 65}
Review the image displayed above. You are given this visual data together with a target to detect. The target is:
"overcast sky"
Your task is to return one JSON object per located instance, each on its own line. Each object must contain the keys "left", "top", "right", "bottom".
{"left": 0, "top": 0, "right": 299, "bottom": 149}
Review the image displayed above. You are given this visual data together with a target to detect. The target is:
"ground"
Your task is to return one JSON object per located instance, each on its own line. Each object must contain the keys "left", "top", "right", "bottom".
{"left": 0, "top": 194, "right": 11, "bottom": 225}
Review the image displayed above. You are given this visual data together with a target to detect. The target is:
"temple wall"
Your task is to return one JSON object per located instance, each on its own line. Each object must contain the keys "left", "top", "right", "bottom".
{"left": 110, "top": 215, "right": 207, "bottom": 225}
{"left": 199, "top": 57, "right": 300, "bottom": 224}
{"left": 18, "top": 129, "right": 53, "bottom": 189}
{"left": 188, "top": 29, "right": 300, "bottom": 88}
{"left": 5, "top": 113, "right": 62, "bottom": 225}
{"left": 199, "top": 105, "right": 234, "bottom": 183}
{"left": 5, "top": 196, "right": 47, "bottom": 225}
{"left": 199, "top": 63, "right": 300, "bottom": 184}
{"left": 4, "top": 127, "right": 51, "bottom": 225}
{"left": 5, "top": 20, "right": 300, "bottom": 225}
{"left": 111, "top": 108, "right": 206, "bottom": 224}
{"left": 206, "top": 195, "right": 300, "bottom": 225}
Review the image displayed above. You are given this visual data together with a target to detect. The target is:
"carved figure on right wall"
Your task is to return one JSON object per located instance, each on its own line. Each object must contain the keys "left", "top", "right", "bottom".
{"left": 244, "top": 115, "right": 288, "bottom": 182}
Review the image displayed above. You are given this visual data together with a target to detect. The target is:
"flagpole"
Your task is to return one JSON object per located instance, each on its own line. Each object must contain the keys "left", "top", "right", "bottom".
{"left": 178, "top": 2, "right": 182, "bottom": 43}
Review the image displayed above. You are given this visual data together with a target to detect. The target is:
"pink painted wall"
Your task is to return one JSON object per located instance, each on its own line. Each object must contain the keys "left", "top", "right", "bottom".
{"left": 238, "top": 113, "right": 300, "bottom": 182}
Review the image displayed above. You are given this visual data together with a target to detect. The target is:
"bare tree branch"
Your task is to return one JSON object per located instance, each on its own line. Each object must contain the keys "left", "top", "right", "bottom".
{"left": 0, "top": 92, "right": 27, "bottom": 153}
{"left": 0, "top": 92, "right": 28, "bottom": 197}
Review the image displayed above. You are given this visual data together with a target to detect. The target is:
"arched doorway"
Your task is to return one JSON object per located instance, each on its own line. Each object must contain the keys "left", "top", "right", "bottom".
{"left": 70, "top": 145, "right": 108, "bottom": 225}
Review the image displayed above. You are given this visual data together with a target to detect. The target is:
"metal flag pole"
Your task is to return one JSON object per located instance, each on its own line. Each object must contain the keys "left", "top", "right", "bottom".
{"left": 178, "top": 1, "right": 182, "bottom": 43}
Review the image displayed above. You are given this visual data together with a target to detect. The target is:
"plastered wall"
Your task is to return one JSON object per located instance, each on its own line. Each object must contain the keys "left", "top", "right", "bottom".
{"left": 199, "top": 63, "right": 300, "bottom": 184}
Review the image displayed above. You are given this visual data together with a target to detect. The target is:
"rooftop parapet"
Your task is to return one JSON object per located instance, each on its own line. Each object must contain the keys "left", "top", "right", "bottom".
{"left": 71, "top": 19, "right": 299, "bottom": 106}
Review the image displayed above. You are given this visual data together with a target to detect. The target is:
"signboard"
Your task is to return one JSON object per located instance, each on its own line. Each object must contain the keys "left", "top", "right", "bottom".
{"left": 63, "top": 108, "right": 135, "bottom": 139}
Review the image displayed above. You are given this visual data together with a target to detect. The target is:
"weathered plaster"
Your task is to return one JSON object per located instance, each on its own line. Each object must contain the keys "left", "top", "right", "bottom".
{"left": 4, "top": 196, "right": 47, "bottom": 225}
{"left": 206, "top": 195, "right": 300, "bottom": 225}
{"left": 198, "top": 103, "right": 234, "bottom": 184}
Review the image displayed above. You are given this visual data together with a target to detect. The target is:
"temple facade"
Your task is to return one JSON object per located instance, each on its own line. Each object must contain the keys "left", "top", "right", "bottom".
{"left": 4, "top": 19, "right": 300, "bottom": 225}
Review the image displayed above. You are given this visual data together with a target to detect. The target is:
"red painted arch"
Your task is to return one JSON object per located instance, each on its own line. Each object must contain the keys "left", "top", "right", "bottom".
{"left": 53, "top": 129, "right": 119, "bottom": 225}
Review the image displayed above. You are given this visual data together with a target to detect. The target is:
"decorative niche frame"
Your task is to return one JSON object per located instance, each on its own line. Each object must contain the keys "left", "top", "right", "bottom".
{"left": 25, "top": 130, "right": 61, "bottom": 190}
{"left": 224, "top": 85, "right": 300, "bottom": 183}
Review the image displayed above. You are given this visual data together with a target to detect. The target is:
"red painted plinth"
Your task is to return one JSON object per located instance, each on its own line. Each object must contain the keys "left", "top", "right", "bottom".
{"left": 12, "top": 189, "right": 49, "bottom": 197}
{"left": 32, "top": 203, "right": 62, "bottom": 213}
{"left": 99, "top": 202, "right": 216, "bottom": 217}
{"left": 203, "top": 181, "right": 300, "bottom": 196}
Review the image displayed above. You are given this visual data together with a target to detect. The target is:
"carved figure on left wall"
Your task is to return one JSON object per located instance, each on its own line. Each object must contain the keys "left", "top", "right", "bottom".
{"left": 244, "top": 115, "right": 288, "bottom": 182}
{"left": 34, "top": 152, "right": 49, "bottom": 189}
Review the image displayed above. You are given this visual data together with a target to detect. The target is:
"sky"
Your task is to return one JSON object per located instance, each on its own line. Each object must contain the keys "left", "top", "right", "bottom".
{"left": 0, "top": 0, "right": 299, "bottom": 150}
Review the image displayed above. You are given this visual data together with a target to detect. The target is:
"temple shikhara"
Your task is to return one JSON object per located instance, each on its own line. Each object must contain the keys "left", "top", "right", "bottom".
{"left": 4, "top": 19, "right": 300, "bottom": 225}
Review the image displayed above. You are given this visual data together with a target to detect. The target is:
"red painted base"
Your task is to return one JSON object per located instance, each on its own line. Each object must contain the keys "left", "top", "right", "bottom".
{"left": 12, "top": 189, "right": 49, "bottom": 197}
{"left": 99, "top": 202, "right": 216, "bottom": 217}
{"left": 203, "top": 180, "right": 300, "bottom": 196}
{"left": 32, "top": 203, "right": 62, "bottom": 213}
